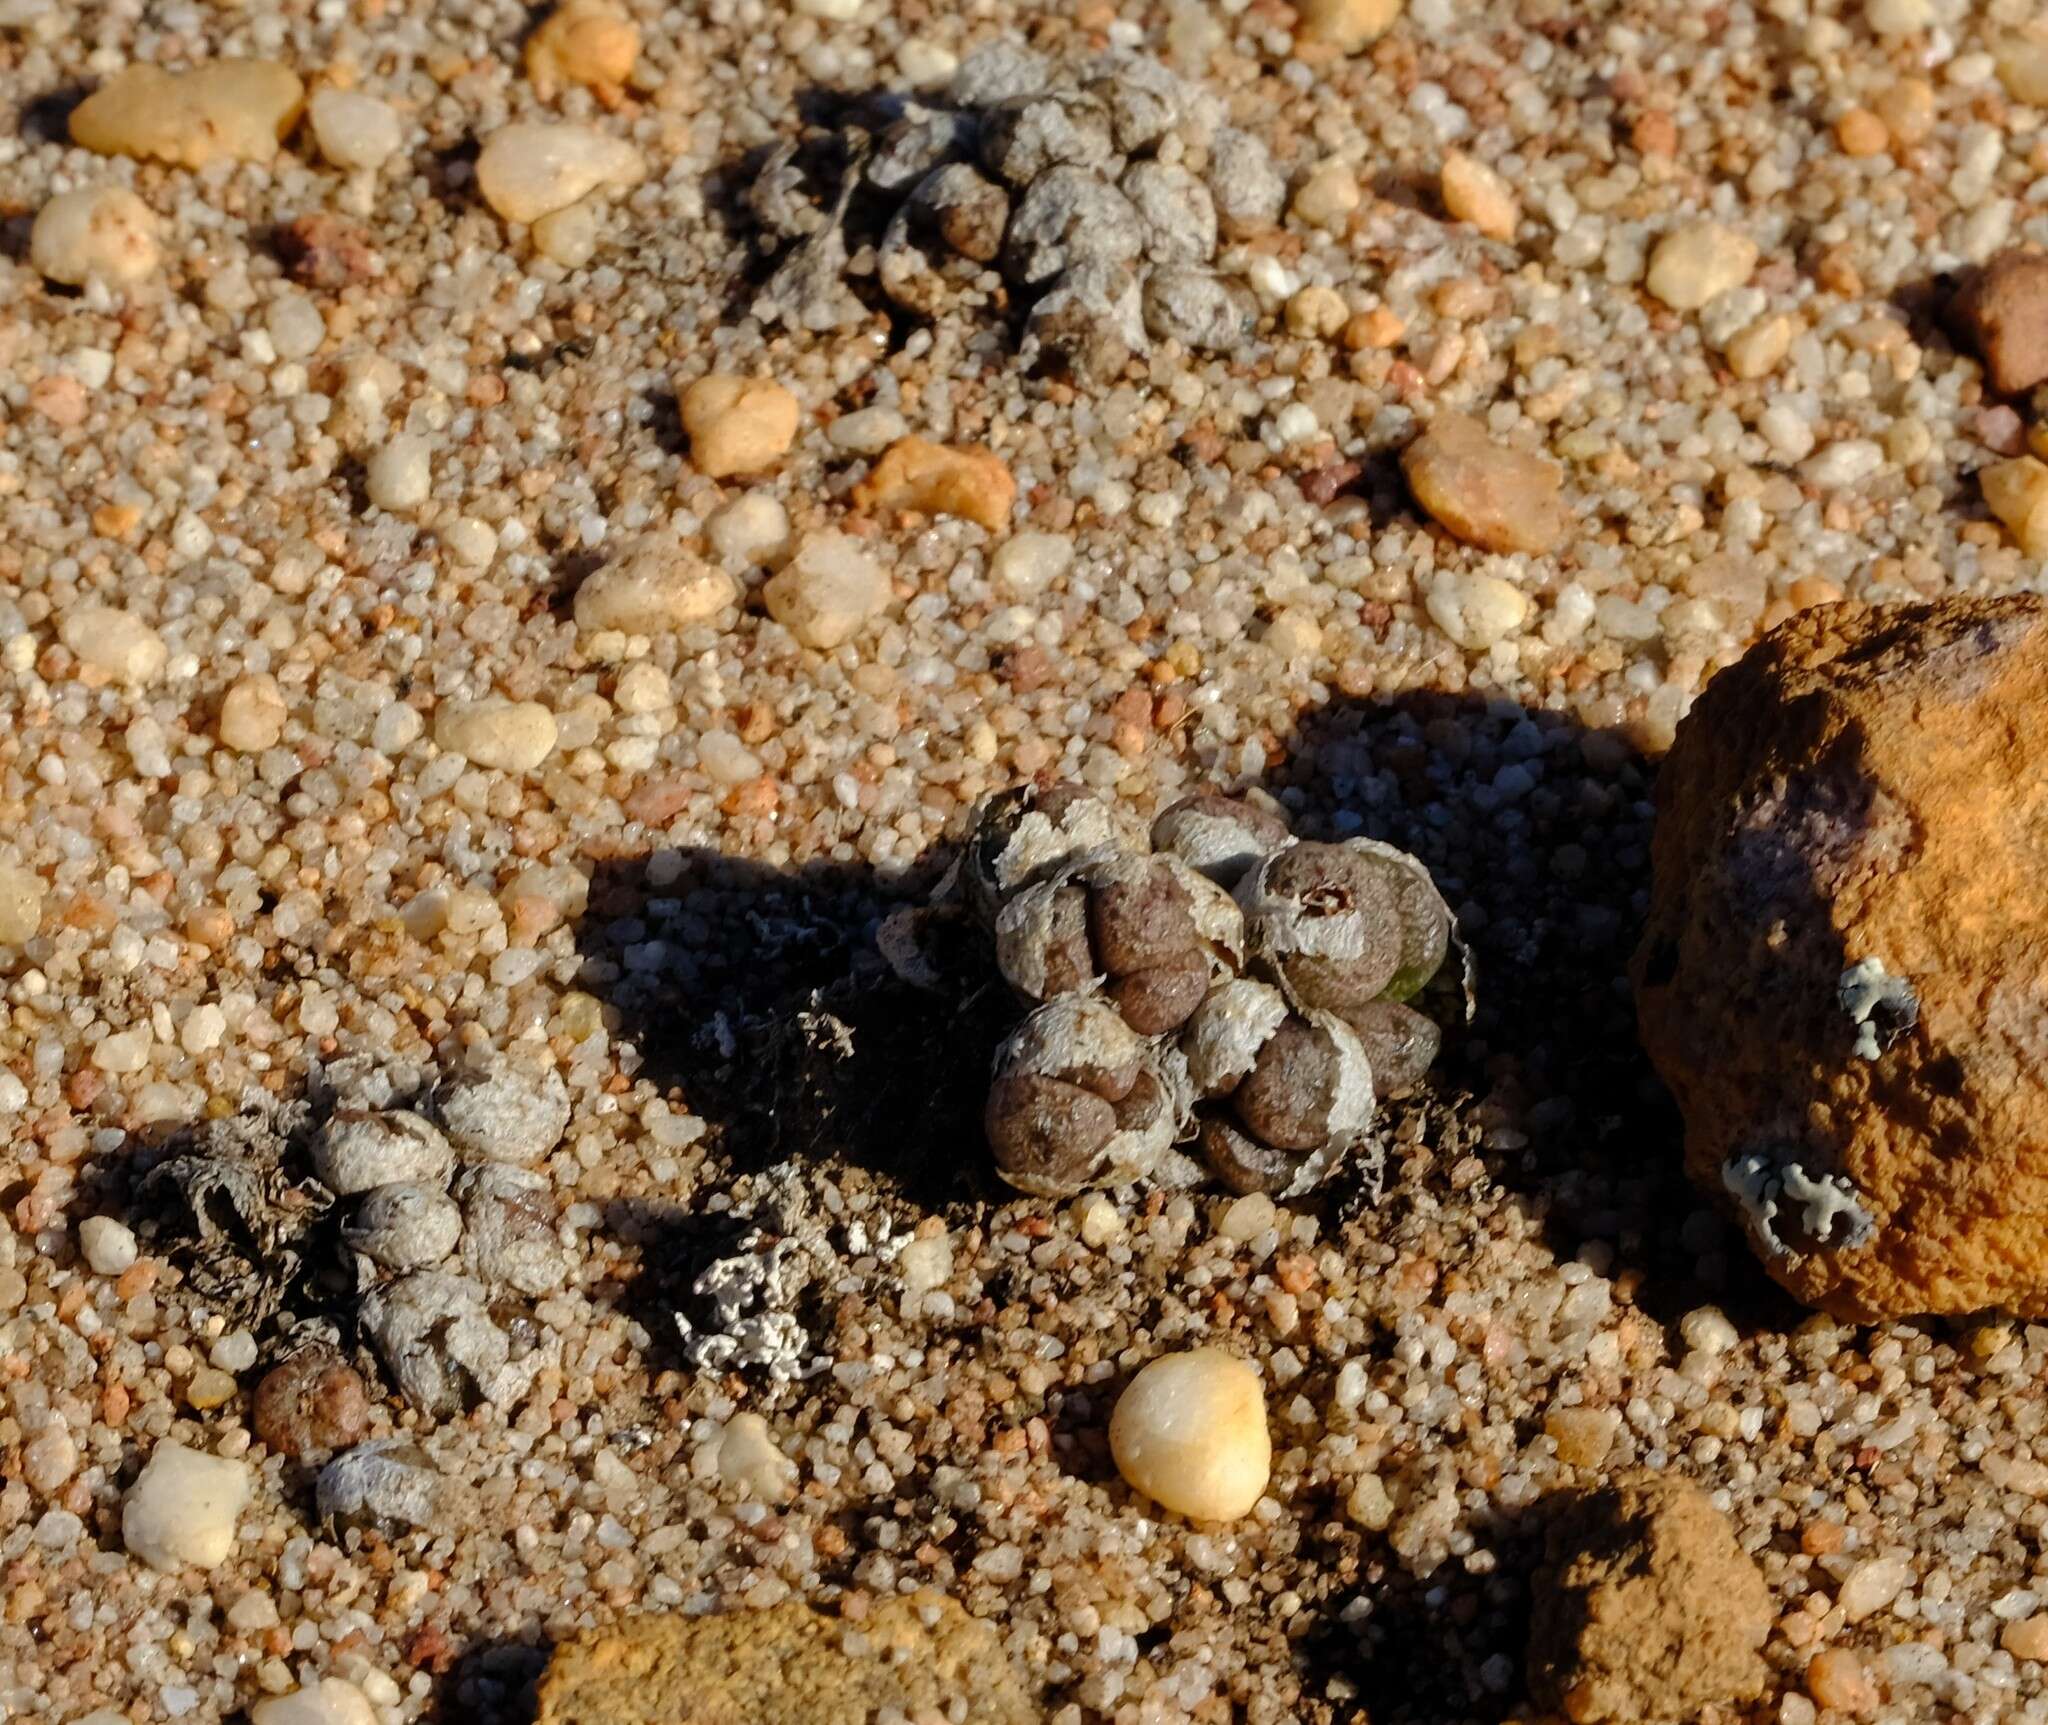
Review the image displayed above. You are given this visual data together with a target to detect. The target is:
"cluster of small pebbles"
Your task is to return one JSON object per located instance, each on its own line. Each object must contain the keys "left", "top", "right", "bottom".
{"left": 885, "top": 780, "right": 1457, "bottom": 1200}
{"left": 748, "top": 41, "right": 1281, "bottom": 380}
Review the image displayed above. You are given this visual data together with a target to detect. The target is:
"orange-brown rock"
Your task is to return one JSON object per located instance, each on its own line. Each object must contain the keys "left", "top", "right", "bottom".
{"left": 1635, "top": 595, "right": 2048, "bottom": 1318}
{"left": 1401, "top": 413, "right": 1569, "bottom": 555}
{"left": 852, "top": 436, "right": 1017, "bottom": 533}
{"left": 1953, "top": 250, "right": 2048, "bottom": 396}
{"left": 533, "top": 1596, "right": 1040, "bottom": 1725}
{"left": 1527, "top": 1475, "right": 1771, "bottom": 1724}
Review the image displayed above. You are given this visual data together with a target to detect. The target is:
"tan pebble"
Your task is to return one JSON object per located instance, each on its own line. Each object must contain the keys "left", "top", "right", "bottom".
{"left": 71, "top": 61, "right": 304, "bottom": 169}
{"left": 434, "top": 699, "right": 559, "bottom": 772}
{"left": 1835, "top": 107, "right": 1888, "bottom": 157}
{"left": 1440, "top": 149, "right": 1518, "bottom": 241}
{"left": 475, "top": 121, "right": 644, "bottom": 224}
{"left": 1284, "top": 284, "right": 1347, "bottom": 339}
{"left": 762, "top": 532, "right": 891, "bottom": 651}
{"left": 1293, "top": 0, "right": 1403, "bottom": 53}
{"left": 59, "top": 603, "right": 166, "bottom": 684}
{"left": 681, "top": 374, "right": 801, "bottom": 479}
{"left": 1645, "top": 220, "right": 1758, "bottom": 312}
{"left": 1345, "top": 1473, "right": 1394, "bottom": 1530}
{"left": 0, "top": 865, "right": 45, "bottom": 946}
{"left": 1543, "top": 1406, "right": 1618, "bottom": 1468}
{"left": 713, "top": 1412, "right": 798, "bottom": 1504}
{"left": 573, "top": 540, "right": 737, "bottom": 634}
{"left": 1874, "top": 76, "right": 1936, "bottom": 146}
{"left": 2004, "top": 1615, "right": 2048, "bottom": 1662}
{"left": 306, "top": 87, "right": 402, "bottom": 172}
{"left": 1403, "top": 412, "right": 1569, "bottom": 554}
{"left": 219, "top": 673, "right": 288, "bottom": 752}
{"left": 532, "top": 195, "right": 605, "bottom": 267}
{"left": 185, "top": 1366, "right": 239, "bottom": 1411}
{"left": 1997, "top": 35, "right": 2048, "bottom": 107}
{"left": 1109, "top": 1348, "right": 1271, "bottom": 1522}
{"left": 852, "top": 436, "right": 1016, "bottom": 533}
{"left": 1724, "top": 313, "right": 1793, "bottom": 380}
{"left": 1291, "top": 159, "right": 1361, "bottom": 230}
{"left": 250, "top": 1679, "right": 377, "bottom": 1725}
{"left": 1426, "top": 569, "right": 1530, "bottom": 650}
{"left": 1805, "top": 1648, "right": 1878, "bottom": 1715}
{"left": 526, "top": 0, "right": 641, "bottom": 102}
{"left": 30, "top": 187, "right": 161, "bottom": 288}
{"left": 1984, "top": 457, "right": 2048, "bottom": 557}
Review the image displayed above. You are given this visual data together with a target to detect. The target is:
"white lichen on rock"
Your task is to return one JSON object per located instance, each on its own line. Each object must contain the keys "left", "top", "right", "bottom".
{"left": 1838, "top": 957, "right": 1919, "bottom": 1061}
{"left": 1723, "top": 1149, "right": 1877, "bottom": 1257}
{"left": 675, "top": 1163, "right": 840, "bottom": 1382}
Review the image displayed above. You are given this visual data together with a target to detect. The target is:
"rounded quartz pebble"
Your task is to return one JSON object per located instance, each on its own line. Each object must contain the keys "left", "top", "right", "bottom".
{"left": 58, "top": 604, "right": 165, "bottom": 685}
{"left": 70, "top": 60, "right": 304, "bottom": 168}
{"left": 316, "top": 1438, "right": 444, "bottom": 1531}
{"left": 763, "top": 531, "right": 892, "bottom": 650}
{"left": 433, "top": 698, "right": 559, "bottom": 772}
{"left": 252, "top": 1347, "right": 371, "bottom": 1459}
{"left": 78, "top": 1214, "right": 138, "bottom": 1276}
{"left": 434, "top": 1056, "right": 571, "bottom": 1163}
{"left": 572, "top": 538, "right": 737, "bottom": 635}
{"left": 475, "top": 121, "right": 645, "bottom": 224}
{"left": 122, "top": 1440, "right": 251, "bottom": 1570}
{"left": 365, "top": 434, "right": 431, "bottom": 511}
{"left": 30, "top": 185, "right": 161, "bottom": 288}
{"left": 250, "top": 1678, "right": 378, "bottom": 1725}
{"left": 311, "top": 1108, "right": 455, "bottom": 1196}
{"left": 680, "top": 374, "right": 801, "bottom": 479}
{"left": 1109, "top": 1348, "right": 1271, "bottom": 1521}
{"left": 305, "top": 86, "right": 402, "bottom": 171}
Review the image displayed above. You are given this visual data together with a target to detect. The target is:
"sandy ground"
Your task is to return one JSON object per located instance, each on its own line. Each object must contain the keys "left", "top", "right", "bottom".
{"left": 4, "top": 0, "right": 2048, "bottom": 1721}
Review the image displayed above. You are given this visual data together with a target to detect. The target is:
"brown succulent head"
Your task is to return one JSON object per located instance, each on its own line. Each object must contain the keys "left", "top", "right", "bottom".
{"left": 1180, "top": 978, "right": 1377, "bottom": 1197}
{"left": 994, "top": 852, "right": 1242, "bottom": 1035}
{"left": 984, "top": 997, "right": 1195, "bottom": 1195}
{"left": 1236, "top": 838, "right": 1453, "bottom": 1014}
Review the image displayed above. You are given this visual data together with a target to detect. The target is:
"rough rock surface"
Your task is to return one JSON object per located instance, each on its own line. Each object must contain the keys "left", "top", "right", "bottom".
{"left": 532, "top": 1596, "right": 1039, "bottom": 1725}
{"left": 1635, "top": 595, "right": 2048, "bottom": 1318}
{"left": 1526, "top": 1474, "right": 1772, "bottom": 1723}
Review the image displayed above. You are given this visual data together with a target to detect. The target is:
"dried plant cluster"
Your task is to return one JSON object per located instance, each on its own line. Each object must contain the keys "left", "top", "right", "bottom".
{"left": 882, "top": 782, "right": 1464, "bottom": 1199}
{"left": 142, "top": 1055, "right": 574, "bottom": 1421}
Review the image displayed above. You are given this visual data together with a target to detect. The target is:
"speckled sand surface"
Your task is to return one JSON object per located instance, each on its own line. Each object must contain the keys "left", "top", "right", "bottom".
{"left": 6, "top": 0, "right": 2048, "bottom": 1721}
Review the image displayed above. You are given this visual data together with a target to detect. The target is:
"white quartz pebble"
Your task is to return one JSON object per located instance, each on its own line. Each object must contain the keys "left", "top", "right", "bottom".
{"left": 1109, "top": 1348, "right": 1271, "bottom": 1522}
{"left": 123, "top": 1441, "right": 251, "bottom": 1570}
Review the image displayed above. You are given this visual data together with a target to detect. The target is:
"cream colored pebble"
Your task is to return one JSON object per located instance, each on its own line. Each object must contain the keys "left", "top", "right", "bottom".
{"left": 526, "top": 0, "right": 642, "bottom": 101}
{"left": 0, "top": 865, "right": 44, "bottom": 946}
{"left": 1109, "top": 1348, "right": 1271, "bottom": 1522}
{"left": 219, "top": 672, "right": 288, "bottom": 752}
{"left": 30, "top": 186, "right": 161, "bottom": 288}
{"left": 574, "top": 541, "right": 738, "bottom": 634}
{"left": 1645, "top": 221, "right": 1759, "bottom": 312}
{"left": 1983, "top": 456, "right": 2048, "bottom": 558}
{"left": 763, "top": 532, "right": 891, "bottom": 650}
{"left": 434, "top": 699, "right": 559, "bottom": 772}
{"left": 59, "top": 603, "right": 166, "bottom": 684}
{"left": 306, "top": 87, "right": 402, "bottom": 171}
{"left": 123, "top": 1441, "right": 251, "bottom": 1570}
{"left": 249, "top": 1678, "right": 379, "bottom": 1725}
{"left": 475, "top": 122, "right": 645, "bottom": 224}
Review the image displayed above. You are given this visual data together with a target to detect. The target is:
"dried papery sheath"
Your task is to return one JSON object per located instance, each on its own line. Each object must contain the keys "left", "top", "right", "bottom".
{"left": 457, "top": 1163, "right": 567, "bottom": 1297}
{"left": 1343, "top": 998, "right": 1443, "bottom": 1099}
{"left": 985, "top": 997, "right": 1197, "bottom": 1195}
{"left": 316, "top": 1438, "right": 444, "bottom": 1534}
{"left": 1150, "top": 792, "right": 1293, "bottom": 889}
{"left": 1184, "top": 981, "right": 1377, "bottom": 1199}
{"left": 1237, "top": 839, "right": 1457, "bottom": 1014}
{"left": 962, "top": 779, "right": 1135, "bottom": 924}
{"left": 995, "top": 850, "right": 1241, "bottom": 1035}
{"left": 312, "top": 1108, "right": 455, "bottom": 1196}
{"left": 432, "top": 1056, "right": 571, "bottom": 1164}
{"left": 360, "top": 1269, "right": 516, "bottom": 1417}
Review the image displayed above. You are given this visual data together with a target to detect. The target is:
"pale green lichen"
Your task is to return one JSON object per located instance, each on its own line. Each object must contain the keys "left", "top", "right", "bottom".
{"left": 1723, "top": 1149, "right": 1876, "bottom": 1256}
